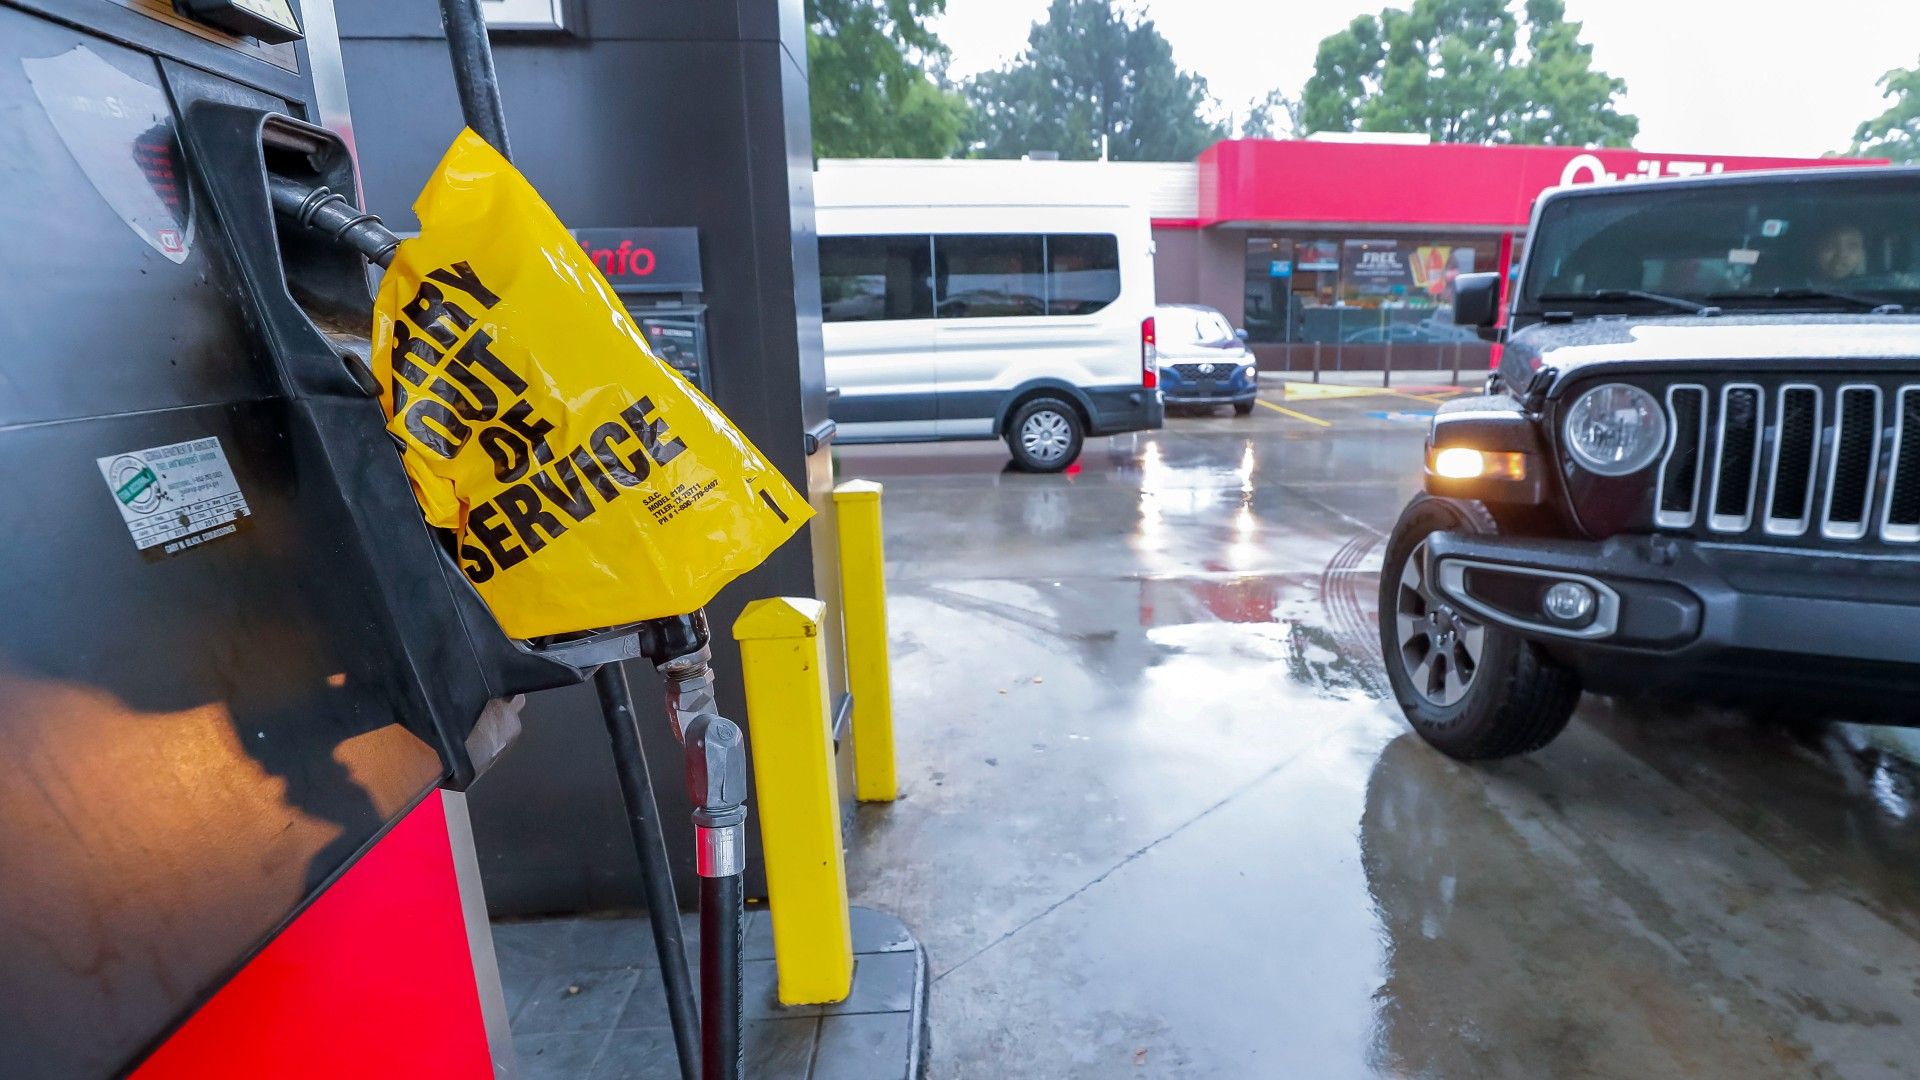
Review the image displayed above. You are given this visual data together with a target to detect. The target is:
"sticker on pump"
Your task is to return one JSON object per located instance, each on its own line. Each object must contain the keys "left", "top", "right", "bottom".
{"left": 97, "top": 437, "right": 251, "bottom": 558}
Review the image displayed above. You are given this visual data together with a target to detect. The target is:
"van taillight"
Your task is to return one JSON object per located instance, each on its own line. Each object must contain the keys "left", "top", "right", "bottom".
{"left": 1142, "top": 316, "right": 1157, "bottom": 389}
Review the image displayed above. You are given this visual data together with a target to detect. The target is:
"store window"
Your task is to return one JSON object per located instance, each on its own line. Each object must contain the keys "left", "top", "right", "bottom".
{"left": 1243, "top": 237, "right": 1347, "bottom": 345}
{"left": 1242, "top": 237, "right": 1293, "bottom": 343}
{"left": 1244, "top": 230, "right": 1497, "bottom": 365}
{"left": 1242, "top": 233, "right": 1500, "bottom": 367}
{"left": 1335, "top": 238, "right": 1483, "bottom": 337}
{"left": 820, "top": 235, "right": 933, "bottom": 323}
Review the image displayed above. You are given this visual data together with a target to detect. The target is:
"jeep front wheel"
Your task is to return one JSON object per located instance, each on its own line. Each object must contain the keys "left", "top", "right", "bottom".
{"left": 1378, "top": 496, "right": 1582, "bottom": 760}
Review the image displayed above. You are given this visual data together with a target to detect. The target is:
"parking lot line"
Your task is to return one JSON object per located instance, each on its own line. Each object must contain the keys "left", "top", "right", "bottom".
{"left": 1387, "top": 389, "right": 1456, "bottom": 405}
{"left": 1280, "top": 382, "right": 1380, "bottom": 402}
{"left": 1277, "top": 382, "right": 1466, "bottom": 407}
{"left": 1256, "top": 399, "right": 1333, "bottom": 427}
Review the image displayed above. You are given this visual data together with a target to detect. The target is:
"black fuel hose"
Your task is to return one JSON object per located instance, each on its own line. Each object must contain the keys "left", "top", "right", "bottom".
{"left": 595, "top": 664, "right": 702, "bottom": 1080}
{"left": 699, "top": 873, "right": 745, "bottom": 1080}
{"left": 437, "top": 0, "right": 513, "bottom": 161}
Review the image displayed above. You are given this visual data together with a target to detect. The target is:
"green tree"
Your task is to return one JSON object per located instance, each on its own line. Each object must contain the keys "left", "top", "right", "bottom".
{"left": 1850, "top": 58, "right": 1920, "bottom": 163}
{"left": 1239, "top": 89, "right": 1303, "bottom": 139}
{"left": 1300, "top": 0, "right": 1636, "bottom": 146}
{"left": 807, "top": 0, "right": 970, "bottom": 158}
{"left": 963, "top": 0, "right": 1226, "bottom": 161}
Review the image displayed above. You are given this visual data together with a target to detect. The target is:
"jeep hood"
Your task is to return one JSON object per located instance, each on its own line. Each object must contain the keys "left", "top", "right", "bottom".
{"left": 1502, "top": 313, "right": 1920, "bottom": 393}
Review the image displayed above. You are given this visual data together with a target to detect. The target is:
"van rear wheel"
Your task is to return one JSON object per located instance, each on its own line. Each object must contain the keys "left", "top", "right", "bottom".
{"left": 1006, "top": 397, "right": 1084, "bottom": 472}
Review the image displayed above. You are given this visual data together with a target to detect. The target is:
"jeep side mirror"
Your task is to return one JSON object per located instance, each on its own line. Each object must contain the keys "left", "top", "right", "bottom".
{"left": 1452, "top": 272, "right": 1501, "bottom": 329}
{"left": 1234, "top": 327, "right": 1249, "bottom": 342}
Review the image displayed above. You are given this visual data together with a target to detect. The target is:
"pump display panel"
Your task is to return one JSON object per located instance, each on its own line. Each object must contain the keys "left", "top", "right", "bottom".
{"left": 176, "top": 0, "right": 304, "bottom": 43}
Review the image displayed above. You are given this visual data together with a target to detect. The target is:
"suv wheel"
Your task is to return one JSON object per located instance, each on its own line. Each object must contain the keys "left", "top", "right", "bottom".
{"left": 1378, "top": 496, "right": 1582, "bottom": 759}
{"left": 1006, "top": 397, "right": 1084, "bottom": 472}
{"left": 1233, "top": 400, "right": 1255, "bottom": 416}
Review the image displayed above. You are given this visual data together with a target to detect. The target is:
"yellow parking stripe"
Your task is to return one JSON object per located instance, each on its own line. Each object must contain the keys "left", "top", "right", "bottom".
{"left": 1256, "top": 399, "right": 1333, "bottom": 427}
{"left": 1281, "top": 382, "right": 1380, "bottom": 402}
{"left": 1388, "top": 389, "right": 1460, "bottom": 405}
{"left": 1279, "top": 382, "right": 1465, "bottom": 406}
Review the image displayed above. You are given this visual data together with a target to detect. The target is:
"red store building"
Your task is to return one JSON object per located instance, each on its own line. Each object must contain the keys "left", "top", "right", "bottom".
{"left": 1152, "top": 138, "right": 1879, "bottom": 373}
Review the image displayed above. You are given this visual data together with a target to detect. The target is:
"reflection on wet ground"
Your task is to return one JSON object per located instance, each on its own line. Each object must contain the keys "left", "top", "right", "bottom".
{"left": 836, "top": 392, "right": 1920, "bottom": 1079}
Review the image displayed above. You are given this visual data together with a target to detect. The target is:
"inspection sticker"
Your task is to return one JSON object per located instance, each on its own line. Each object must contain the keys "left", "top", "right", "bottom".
{"left": 97, "top": 437, "right": 251, "bottom": 557}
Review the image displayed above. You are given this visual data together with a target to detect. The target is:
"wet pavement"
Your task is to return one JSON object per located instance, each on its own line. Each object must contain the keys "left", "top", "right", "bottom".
{"left": 494, "top": 907, "right": 925, "bottom": 1080}
{"left": 834, "top": 381, "right": 1920, "bottom": 1079}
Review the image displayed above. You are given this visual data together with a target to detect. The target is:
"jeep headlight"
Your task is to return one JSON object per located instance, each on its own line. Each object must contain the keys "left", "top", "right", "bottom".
{"left": 1563, "top": 383, "right": 1666, "bottom": 476}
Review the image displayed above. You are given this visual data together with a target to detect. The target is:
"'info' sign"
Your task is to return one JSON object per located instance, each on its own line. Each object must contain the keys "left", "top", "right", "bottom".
{"left": 571, "top": 228, "right": 703, "bottom": 294}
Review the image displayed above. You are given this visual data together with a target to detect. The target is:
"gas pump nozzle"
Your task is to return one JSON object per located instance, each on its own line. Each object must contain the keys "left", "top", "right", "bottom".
{"left": 264, "top": 176, "right": 708, "bottom": 748}
{"left": 266, "top": 175, "right": 401, "bottom": 268}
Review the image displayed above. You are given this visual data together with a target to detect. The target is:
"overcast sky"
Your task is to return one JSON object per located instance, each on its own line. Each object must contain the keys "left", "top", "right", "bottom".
{"left": 930, "top": 0, "right": 1920, "bottom": 158}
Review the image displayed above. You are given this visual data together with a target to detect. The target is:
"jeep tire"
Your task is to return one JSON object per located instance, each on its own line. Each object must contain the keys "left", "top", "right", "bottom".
{"left": 1378, "top": 495, "right": 1582, "bottom": 759}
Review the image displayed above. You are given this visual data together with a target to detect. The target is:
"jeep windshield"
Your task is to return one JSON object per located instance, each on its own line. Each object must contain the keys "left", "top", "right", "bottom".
{"left": 1518, "top": 172, "right": 1920, "bottom": 321}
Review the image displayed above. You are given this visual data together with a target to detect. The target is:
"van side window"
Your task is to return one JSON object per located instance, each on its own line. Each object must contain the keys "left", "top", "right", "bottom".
{"left": 820, "top": 236, "right": 933, "bottom": 322}
{"left": 823, "top": 232, "right": 1123, "bottom": 320}
{"left": 934, "top": 235, "right": 1046, "bottom": 318}
{"left": 1046, "top": 234, "right": 1121, "bottom": 315}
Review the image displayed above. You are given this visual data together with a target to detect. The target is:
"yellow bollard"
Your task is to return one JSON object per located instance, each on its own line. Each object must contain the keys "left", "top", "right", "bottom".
{"left": 732, "top": 597, "right": 854, "bottom": 1005}
{"left": 833, "top": 480, "right": 898, "bottom": 802}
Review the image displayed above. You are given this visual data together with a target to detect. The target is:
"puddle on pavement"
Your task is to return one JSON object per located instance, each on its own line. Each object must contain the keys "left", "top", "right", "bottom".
{"left": 847, "top": 421, "right": 1920, "bottom": 1079}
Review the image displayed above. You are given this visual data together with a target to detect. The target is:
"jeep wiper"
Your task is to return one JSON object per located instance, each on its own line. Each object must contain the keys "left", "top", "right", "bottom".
{"left": 1535, "top": 289, "right": 1723, "bottom": 315}
{"left": 1704, "top": 286, "right": 1906, "bottom": 314}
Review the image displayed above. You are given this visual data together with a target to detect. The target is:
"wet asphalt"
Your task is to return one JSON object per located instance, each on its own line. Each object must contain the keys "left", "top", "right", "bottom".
{"left": 833, "top": 380, "right": 1920, "bottom": 1079}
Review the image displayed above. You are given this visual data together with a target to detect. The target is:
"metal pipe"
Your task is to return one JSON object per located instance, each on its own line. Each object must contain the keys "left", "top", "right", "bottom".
{"left": 638, "top": 612, "right": 714, "bottom": 743}
{"left": 659, "top": 646, "right": 718, "bottom": 744}
{"left": 437, "top": 0, "right": 512, "bottom": 160}
{"left": 595, "top": 664, "right": 701, "bottom": 1080}
{"left": 1382, "top": 308, "right": 1393, "bottom": 388}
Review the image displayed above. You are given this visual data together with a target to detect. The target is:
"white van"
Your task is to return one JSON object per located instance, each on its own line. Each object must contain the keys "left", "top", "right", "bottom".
{"left": 813, "top": 164, "right": 1161, "bottom": 471}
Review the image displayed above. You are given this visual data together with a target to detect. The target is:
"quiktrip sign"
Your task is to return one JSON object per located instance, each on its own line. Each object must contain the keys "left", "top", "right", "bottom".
{"left": 1196, "top": 140, "right": 1883, "bottom": 230}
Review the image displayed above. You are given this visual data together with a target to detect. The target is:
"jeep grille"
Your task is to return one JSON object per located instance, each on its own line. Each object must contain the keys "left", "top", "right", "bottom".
{"left": 1651, "top": 379, "right": 1920, "bottom": 544}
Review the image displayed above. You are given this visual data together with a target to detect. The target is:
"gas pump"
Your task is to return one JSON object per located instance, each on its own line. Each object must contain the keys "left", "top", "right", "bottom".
{"left": 267, "top": 5, "right": 755, "bottom": 1076}
{"left": 0, "top": 1, "right": 750, "bottom": 1076}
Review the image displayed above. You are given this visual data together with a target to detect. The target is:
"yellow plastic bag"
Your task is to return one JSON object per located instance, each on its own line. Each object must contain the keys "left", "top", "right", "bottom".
{"left": 370, "top": 129, "right": 811, "bottom": 639}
